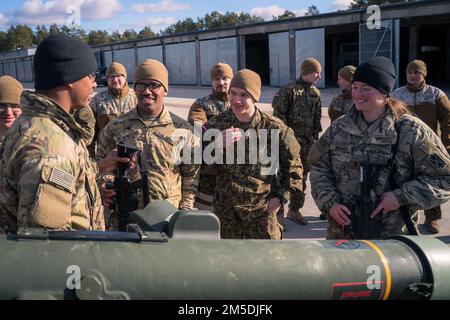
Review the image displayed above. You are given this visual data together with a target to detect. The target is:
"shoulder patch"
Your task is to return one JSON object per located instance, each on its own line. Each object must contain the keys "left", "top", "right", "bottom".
{"left": 49, "top": 167, "right": 75, "bottom": 191}
{"left": 428, "top": 153, "right": 447, "bottom": 169}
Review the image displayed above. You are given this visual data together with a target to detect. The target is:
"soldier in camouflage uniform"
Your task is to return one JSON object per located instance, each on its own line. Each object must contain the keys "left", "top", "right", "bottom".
{"left": 97, "top": 59, "right": 200, "bottom": 230}
{"left": 310, "top": 57, "right": 450, "bottom": 240}
{"left": 392, "top": 60, "right": 450, "bottom": 234}
{"left": 0, "top": 76, "right": 23, "bottom": 147}
{"left": 318, "top": 65, "right": 356, "bottom": 221}
{"left": 272, "top": 58, "right": 322, "bottom": 225}
{"left": 205, "top": 69, "right": 303, "bottom": 239}
{"left": 328, "top": 65, "right": 355, "bottom": 122}
{"left": 188, "top": 62, "right": 233, "bottom": 212}
{"left": 88, "top": 62, "right": 137, "bottom": 156}
{"left": 0, "top": 34, "right": 106, "bottom": 233}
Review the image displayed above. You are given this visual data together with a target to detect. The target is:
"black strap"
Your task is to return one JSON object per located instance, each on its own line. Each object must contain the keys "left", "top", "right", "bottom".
{"left": 392, "top": 121, "right": 419, "bottom": 236}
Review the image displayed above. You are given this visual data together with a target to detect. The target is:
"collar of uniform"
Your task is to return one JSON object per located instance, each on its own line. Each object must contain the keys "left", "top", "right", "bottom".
{"left": 352, "top": 107, "right": 397, "bottom": 144}
{"left": 342, "top": 88, "right": 353, "bottom": 99}
{"left": 128, "top": 105, "right": 173, "bottom": 127}
{"left": 406, "top": 81, "right": 426, "bottom": 93}
{"left": 297, "top": 79, "right": 313, "bottom": 88}
{"left": 21, "top": 91, "right": 88, "bottom": 141}
{"left": 211, "top": 90, "right": 229, "bottom": 101}
{"left": 229, "top": 106, "right": 262, "bottom": 128}
{"left": 108, "top": 83, "right": 130, "bottom": 99}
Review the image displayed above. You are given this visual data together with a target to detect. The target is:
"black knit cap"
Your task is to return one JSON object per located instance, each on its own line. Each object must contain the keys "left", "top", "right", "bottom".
{"left": 353, "top": 56, "right": 396, "bottom": 95}
{"left": 34, "top": 34, "right": 98, "bottom": 90}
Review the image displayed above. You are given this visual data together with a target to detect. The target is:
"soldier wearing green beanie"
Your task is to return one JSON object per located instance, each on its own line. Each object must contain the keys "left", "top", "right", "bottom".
{"left": 392, "top": 59, "right": 450, "bottom": 234}
{"left": 188, "top": 62, "right": 233, "bottom": 213}
{"left": 97, "top": 59, "right": 200, "bottom": 230}
{"left": 89, "top": 61, "right": 137, "bottom": 157}
{"left": 272, "top": 57, "right": 323, "bottom": 226}
{"left": 204, "top": 69, "right": 303, "bottom": 239}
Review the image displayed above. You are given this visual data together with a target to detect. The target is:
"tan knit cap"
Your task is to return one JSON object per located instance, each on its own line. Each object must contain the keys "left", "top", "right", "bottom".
{"left": 338, "top": 65, "right": 356, "bottom": 82}
{"left": 134, "top": 59, "right": 169, "bottom": 91}
{"left": 301, "top": 58, "right": 322, "bottom": 76}
{"left": 210, "top": 62, "right": 233, "bottom": 80}
{"left": 107, "top": 62, "right": 127, "bottom": 79}
{"left": 0, "top": 75, "right": 23, "bottom": 105}
{"left": 407, "top": 59, "right": 427, "bottom": 78}
{"left": 230, "top": 69, "right": 261, "bottom": 102}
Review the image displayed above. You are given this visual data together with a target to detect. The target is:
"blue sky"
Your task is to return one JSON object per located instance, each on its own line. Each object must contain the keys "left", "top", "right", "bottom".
{"left": 0, "top": 0, "right": 354, "bottom": 33}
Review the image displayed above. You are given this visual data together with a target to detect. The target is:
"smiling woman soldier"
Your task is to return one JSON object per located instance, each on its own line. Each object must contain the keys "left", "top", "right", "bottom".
{"left": 309, "top": 56, "right": 450, "bottom": 240}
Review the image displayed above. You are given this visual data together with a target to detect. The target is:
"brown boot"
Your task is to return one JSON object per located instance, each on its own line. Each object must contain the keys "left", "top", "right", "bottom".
{"left": 424, "top": 218, "right": 440, "bottom": 234}
{"left": 287, "top": 210, "right": 308, "bottom": 225}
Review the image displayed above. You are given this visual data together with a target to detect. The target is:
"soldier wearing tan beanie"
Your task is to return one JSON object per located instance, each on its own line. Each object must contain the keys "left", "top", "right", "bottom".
{"left": 230, "top": 69, "right": 261, "bottom": 102}
{"left": 134, "top": 59, "right": 169, "bottom": 92}
{"left": 392, "top": 59, "right": 450, "bottom": 234}
{"left": 0, "top": 75, "right": 23, "bottom": 144}
{"left": 89, "top": 61, "right": 137, "bottom": 157}
{"left": 188, "top": 62, "right": 234, "bottom": 212}
{"left": 406, "top": 59, "right": 427, "bottom": 78}
{"left": 204, "top": 68, "right": 302, "bottom": 240}
{"left": 301, "top": 58, "right": 322, "bottom": 76}
{"left": 96, "top": 59, "right": 200, "bottom": 230}
{"left": 272, "top": 58, "right": 323, "bottom": 226}
{"left": 328, "top": 65, "right": 356, "bottom": 123}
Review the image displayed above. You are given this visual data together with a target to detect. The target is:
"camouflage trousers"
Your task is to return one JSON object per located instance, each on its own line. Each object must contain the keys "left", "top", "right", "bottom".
{"left": 424, "top": 206, "right": 442, "bottom": 220}
{"left": 289, "top": 138, "right": 314, "bottom": 211}
{"left": 194, "top": 167, "right": 216, "bottom": 213}
{"left": 215, "top": 205, "right": 282, "bottom": 240}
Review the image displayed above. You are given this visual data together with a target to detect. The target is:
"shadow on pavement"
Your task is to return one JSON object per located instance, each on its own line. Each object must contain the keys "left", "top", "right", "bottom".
{"left": 283, "top": 216, "right": 327, "bottom": 240}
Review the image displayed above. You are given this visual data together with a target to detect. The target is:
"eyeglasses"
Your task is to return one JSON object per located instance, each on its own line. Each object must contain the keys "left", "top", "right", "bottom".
{"left": 135, "top": 82, "right": 162, "bottom": 91}
{"left": 0, "top": 104, "right": 21, "bottom": 114}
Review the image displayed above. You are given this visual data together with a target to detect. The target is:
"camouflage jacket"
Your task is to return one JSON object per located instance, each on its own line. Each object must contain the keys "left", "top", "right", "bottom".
{"left": 328, "top": 89, "right": 354, "bottom": 122}
{"left": 392, "top": 83, "right": 450, "bottom": 152}
{"left": 188, "top": 91, "right": 230, "bottom": 125}
{"left": 72, "top": 106, "right": 96, "bottom": 147}
{"left": 188, "top": 91, "right": 230, "bottom": 198}
{"left": 272, "top": 79, "right": 322, "bottom": 142}
{"left": 90, "top": 87, "right": 137, "bottom": 133}
{"left": 0, "top": 91, "right": 105, "bottom": 233}
{"left": 97, "top": 107, "right": 200, "bottom": 210}
{"left": 310, "top": 107, "right": 450, "bottom": 235}
{"left": 205, "top": 108, "right": 303, "bottom": 216}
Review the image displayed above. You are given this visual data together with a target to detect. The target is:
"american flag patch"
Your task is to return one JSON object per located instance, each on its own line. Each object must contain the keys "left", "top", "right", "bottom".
{"left": 49, "top": 167, "right": 75, "bottom": 191}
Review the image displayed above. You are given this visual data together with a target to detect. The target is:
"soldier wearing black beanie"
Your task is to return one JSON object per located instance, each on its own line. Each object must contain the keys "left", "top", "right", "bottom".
{"left": 34, "top": 34, "right": 98, "bottom": 90}
{"left": 353, "top": 56, "right": 396, "bottom": 95}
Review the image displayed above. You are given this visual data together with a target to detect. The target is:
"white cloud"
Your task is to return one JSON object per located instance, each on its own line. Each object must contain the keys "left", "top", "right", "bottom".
{"left": 140, "top": 17, "right": 178, "bottom": 32}
{"left": 250, "top": 6, "right": 307, "bottom": 20}
{"left": 250, "top": 5, "right": 285, "bottom": 20}
{"left": 0, "top": 13, "right": 9, "bottom": 27}
{"left": 81, "top": 0, "right": 123, "bottom": 20}
{"left": 331, "top": 0, "right": 353, "bottom": 11}
{"left": 116, "top": 17, "right": 178, "bottom": 34}
{"left": 132, "top": 0, "right": 190, "bottom": 14}
{"left": 10, "top": 0, "right": 122, "bottom": 26}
